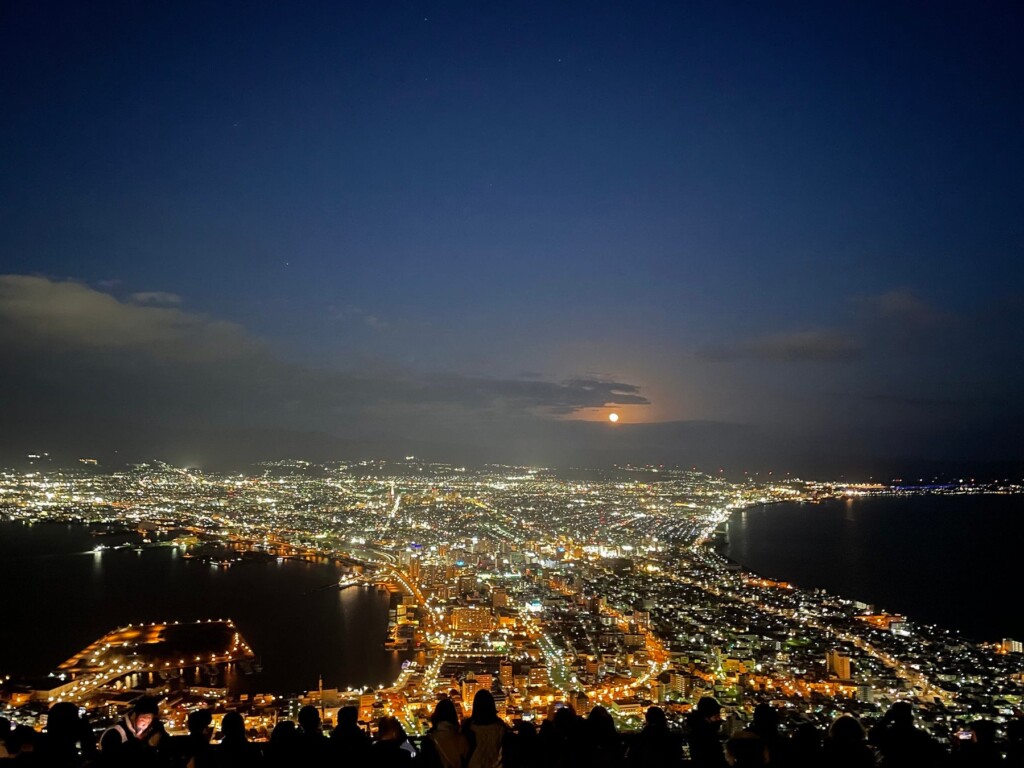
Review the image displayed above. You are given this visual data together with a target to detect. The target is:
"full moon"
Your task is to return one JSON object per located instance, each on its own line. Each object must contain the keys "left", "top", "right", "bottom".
{"left": 608, "top": 412, "right": 619, "bottom": 423}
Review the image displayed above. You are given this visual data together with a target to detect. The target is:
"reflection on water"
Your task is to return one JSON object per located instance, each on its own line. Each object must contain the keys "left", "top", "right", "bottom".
{"left": 0, "top": 522, "right": 407, "bottom": 694}
{"left": 842, "top": 497, "right": 857, "bottom": 522}
{"left": 727, "top": 494, "right": 1024, "bottom": 641}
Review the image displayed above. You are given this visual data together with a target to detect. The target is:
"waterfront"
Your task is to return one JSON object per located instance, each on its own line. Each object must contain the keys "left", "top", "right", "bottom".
{"left": 0, "top": 522, "right": 407, "bottom": 694}
{"left": 728, "top": 493, "right": 1024, "bottom": 642}
{"left": 2, "top": 463, "right": 1022, "bottom": 736}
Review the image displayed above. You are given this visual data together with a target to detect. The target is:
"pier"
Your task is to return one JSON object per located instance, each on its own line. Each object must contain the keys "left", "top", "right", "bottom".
{"left": 36, "top": 619, "right": 255, "bottom": 702}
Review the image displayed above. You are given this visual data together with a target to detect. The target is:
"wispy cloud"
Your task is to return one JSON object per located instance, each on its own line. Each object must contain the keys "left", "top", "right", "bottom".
{"left": 129, "top": 291, "right": 182, "bottom": 307}
{"left": 328, "top": 304, "right": 390, "bottom": 330}
{"left": 698, "top": 329, "right": 862, "bottom": 363}
{"left": 0, "top": 276, "right": 649, "bottom": 432}
{"left": 853, "top": 289, "right": 945, "bottom": 327}
{"left": 0, "top": 275, "right": 250, "bottom": 358}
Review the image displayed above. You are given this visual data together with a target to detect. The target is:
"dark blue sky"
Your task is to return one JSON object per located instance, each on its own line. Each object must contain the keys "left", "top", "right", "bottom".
{"left": 1, "top": 1, "right": 1022, "bottom": 472}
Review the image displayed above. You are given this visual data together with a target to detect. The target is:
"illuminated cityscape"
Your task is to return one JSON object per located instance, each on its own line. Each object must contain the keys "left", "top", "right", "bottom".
{"left": 2, "top": 0, "right": 1023, "bottom": 763}
{"left": 2, "top": 459, "right": 1021, "bottom": 747}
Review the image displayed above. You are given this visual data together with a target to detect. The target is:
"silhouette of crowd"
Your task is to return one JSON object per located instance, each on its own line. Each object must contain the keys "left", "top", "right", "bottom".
{"left": 3, "top": 691, "right": 1024, "bottom": 767}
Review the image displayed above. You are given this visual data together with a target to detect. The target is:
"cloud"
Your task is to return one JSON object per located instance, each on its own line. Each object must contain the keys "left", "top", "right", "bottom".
{"left": 407, "top": 374, "right": 650, "bottom": 412}
{"left": 129, "top": 291, "right": 182, "bottom": 306}
{"left": 328, "top": 304, "right": 390, "bottom": 330}
{"left": 4, "top": 275, "right": 1014, "bottom": 473}
{"left": 0, "top": 276, "right": 650, "bottom": 461}
{"left": 698, "top": 329, "right": 862, "bottom": 363}
{"left": 699, "top": 290, "right": 948, "bottom": 366}
{"left": 0, "top": 275, "right": 251, "bottom": 359}
{"left": 853, "top": 289, "right": 944, "bottom": 327}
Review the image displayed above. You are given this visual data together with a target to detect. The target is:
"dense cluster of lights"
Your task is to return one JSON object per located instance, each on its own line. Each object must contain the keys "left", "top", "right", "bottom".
{"left": 0, "top": 460, "right": 1021, "bottom": 738}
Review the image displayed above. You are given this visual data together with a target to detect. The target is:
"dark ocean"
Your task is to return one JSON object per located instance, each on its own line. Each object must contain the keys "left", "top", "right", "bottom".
{"left": 0, "top": 522, "right": 408, "bottom": 693}
{"left": 727, "top": 494, "right": 1024, "bottom": 641}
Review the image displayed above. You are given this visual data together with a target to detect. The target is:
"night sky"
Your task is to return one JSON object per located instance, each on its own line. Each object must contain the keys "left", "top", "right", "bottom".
{"left": 1, "top": 1, "right": 1022, "bottom": 474}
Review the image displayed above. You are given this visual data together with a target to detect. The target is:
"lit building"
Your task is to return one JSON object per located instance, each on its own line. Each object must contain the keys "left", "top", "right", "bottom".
{"left": 499, "top": 660, "right": 513, "bottom": 689}
{"left": 569, "top": 690, "right": 591, "bottom": 715}
{"left": 1001, "top": 638, "right": 1023, "bottom": 654}
{"left": 451, "top": 607, "right": 493, "bottom": 634}
{"left": 528, "top": 666, "right": 548, "bottom": 687}
{"left": 826, "top": 650, "right": 852, "bottom": 680}
{"left": 461, "top": 673, "right": 482, "bottom": 706}
{"left": 668, "top": 670, "right": 694, "bottom": 698}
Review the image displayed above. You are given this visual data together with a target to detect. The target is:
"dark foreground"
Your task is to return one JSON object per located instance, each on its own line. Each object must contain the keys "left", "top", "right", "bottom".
{"left": 3, "top": 690, "right": 1024, "bottom": 767}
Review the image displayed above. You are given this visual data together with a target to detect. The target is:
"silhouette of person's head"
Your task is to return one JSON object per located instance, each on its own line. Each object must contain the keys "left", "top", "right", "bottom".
{"left": 888, "top": 702, "right": 914, "bottom": 728}
{"left": 471, "top": 689, "right": 498, "bottom": 724}
{"left": 46, "top": 702, "right": 80, "bottom": 740}
{"left": 7, "top": 725, "right": 38, "bottom": 756}
{"left": 513, "top": 720, "right": 536, "bottom": 739}
{"left": 298, "top": 705, "right": 321, "bottom": 734}
{"left": 376, "top": 716, "right": 404, "bottom": 742}
{"left": 221, "top": 711, "right": 245, "bottom": 740}
{"left": 587, "top": 706, "right": 617, "bottom": 741}
{"left": 336, "top": 706, "right": 359, "bottom": 730}
{"left": 269, "top": 720, "right": 296, "bottom": 750}
{"left": 752, "top": 703, "right": 778, "bottom": 731}
{"left": 551, "top": 705, "right": 579, "bottom": 735}
{"left": 432, "top": 698, "right": 459, "bottom": 728}
{"left": 829, "top": 715, "right": 866, "bottom": 745}
{"left": 187, "top": 708, "right": 213, "bottom": 737}
{"left": 695, "top": 697, "right": 722, "bottom": 722}
{"left": 645, "top": 705, "right": 669, "bottom": 730}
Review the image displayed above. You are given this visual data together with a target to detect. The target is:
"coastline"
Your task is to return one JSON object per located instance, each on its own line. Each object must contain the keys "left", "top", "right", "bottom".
{"left": 722, "top": 493, "right": 1024, "bottom": 643}
{"left": 0, "top": 520, "right": 406, "bottom": 694}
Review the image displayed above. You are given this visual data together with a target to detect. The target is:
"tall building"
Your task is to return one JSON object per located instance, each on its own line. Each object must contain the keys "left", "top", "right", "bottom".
{"left": 668, "top": 670, "right": 693, "bottom": 698}
{"left": 890, "top": 620, "right": 911, "bottom": 637}
{"left": 1001, "top": 638, "right": 1023, "bottom": 654}
{"left": 461, "top": 673, "right": 482, "bottom": 706}
{"left": 491, "top": 683, "right": 507, "bottom": 715}
{"left": 499, "top": 660, "right": 514, "bottom": 689}
{"left": 569, "top": 690, "right": 591, "bottom": 715}
{"left": 528, "top": 666, "right": 548, "bottom": 687}
{"left": 826, "top": 649, "right": 852, "bottom": 680}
